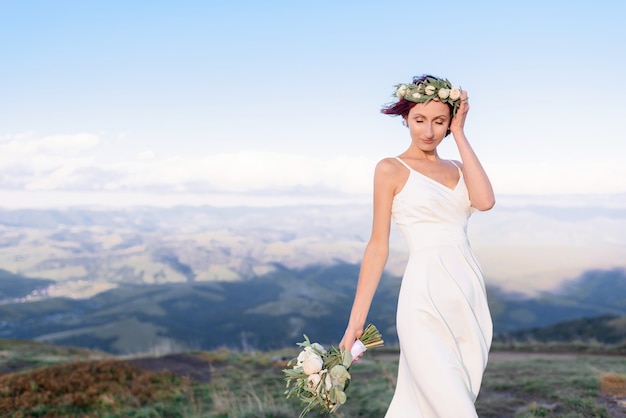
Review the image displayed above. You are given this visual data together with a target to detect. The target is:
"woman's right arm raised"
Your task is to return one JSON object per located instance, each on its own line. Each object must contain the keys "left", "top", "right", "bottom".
{"left": 339, "top": 158, "right": 398, "bottom": 352}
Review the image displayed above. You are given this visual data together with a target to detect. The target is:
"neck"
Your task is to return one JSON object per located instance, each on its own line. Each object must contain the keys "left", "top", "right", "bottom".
{"left": 406, "top": 147, "right": 439, "bottom": 161}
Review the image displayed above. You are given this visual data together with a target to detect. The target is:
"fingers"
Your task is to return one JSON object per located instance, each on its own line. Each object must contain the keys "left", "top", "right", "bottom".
{"left": 340, "top": 327, "right": 361, "bottom": 351}
{"left": 456, "top": 89, "right": 468, "bottom": 104}
{"left": 339, "top": 335, "right": 353, "bottom": 351}
{"left": 456, "top": 90, "right": 470, "bottom": 115}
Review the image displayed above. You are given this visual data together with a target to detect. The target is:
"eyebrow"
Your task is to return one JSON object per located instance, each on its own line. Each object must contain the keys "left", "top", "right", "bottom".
{"left": 412, "top": 113, "right": 449, "bottom": 119}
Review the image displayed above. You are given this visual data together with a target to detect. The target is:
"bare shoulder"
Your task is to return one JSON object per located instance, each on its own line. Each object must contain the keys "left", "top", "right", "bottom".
{"left": 374, "top": 157, "right": 407, "bottom": 195}
{"left": 375, "top": 157, "right": 404, "bottom": 175}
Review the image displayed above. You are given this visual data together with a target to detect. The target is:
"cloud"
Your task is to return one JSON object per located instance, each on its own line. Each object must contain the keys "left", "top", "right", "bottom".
{"left": 489, "top": 160, "right": 626, "bottom": 194}
{"left": 1, "top": 132, "right": 624, "bottom": 197}
{"left": 0, "top": 133, "right": 101, "bottom": 190}
{"left": 137, "top": 150, "right": 156, "bottom": 160}
{"left": 106, "top": 151, "right": 375, "bottom": 194}
{"left": 0, "top": 133, "right": 99, "bottom": 157}
{"left": 0, "top": 133, "right": 375, "bottom": 195}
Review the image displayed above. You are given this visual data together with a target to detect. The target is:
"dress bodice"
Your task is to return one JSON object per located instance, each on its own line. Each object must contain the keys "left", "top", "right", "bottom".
{"left": 391, "top": 159, "right": 473, "bottom": 251}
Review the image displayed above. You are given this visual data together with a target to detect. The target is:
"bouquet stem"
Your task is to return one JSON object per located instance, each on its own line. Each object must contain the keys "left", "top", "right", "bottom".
{"left": 359, "top": 323, "right": 385, "bottom": 350}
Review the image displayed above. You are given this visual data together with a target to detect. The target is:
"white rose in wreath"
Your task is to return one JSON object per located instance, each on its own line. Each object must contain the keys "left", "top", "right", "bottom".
{"left": 412, "top": 92, "right": 421, "bottom": 99}
{"left": 450, "top": 87, "right": 461, "bottom": 100}
{"left": 438, "top": 88, "right": 450, "bottom": 99}
{"left": 396, "top": 84, "right": 407, "bottom": 98}
{"left": 424, "top": 85, "right": 436, "bottom": 95}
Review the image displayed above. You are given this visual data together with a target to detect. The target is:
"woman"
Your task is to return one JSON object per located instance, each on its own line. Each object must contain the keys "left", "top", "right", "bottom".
{"left": 340, "top": 75, "right": 494, "bottom": 417}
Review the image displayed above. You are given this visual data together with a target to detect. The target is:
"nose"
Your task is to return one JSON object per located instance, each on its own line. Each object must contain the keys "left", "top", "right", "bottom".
{"left": 424, "top": 123, "right": 434, "bottom": 138}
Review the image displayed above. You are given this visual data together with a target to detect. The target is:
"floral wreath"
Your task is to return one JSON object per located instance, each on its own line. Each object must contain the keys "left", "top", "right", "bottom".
{"left": 394, "top": 77, "right": 462, "bottom": 116}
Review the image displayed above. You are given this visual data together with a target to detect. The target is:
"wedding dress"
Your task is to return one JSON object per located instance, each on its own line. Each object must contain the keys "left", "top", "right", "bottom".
{"left": 385, "top": 157, "right": 492, "bottom": 417}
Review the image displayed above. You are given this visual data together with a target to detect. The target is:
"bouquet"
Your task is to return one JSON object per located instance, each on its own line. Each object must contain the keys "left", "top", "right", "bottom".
{"left": 283, "top": 324, "right": 384, "bottom": 417}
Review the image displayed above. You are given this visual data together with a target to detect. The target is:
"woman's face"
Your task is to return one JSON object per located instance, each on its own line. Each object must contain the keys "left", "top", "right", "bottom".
{"left": 404, "top": 100, "right": 451, "bottom": 152}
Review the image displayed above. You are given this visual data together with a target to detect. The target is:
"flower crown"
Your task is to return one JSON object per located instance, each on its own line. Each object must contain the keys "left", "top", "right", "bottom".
{"left": 395, "top": 77, "right": 462, "bottom": 116}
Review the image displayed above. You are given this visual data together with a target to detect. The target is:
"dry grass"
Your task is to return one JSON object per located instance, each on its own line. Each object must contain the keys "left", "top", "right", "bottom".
{"left": 600, "top": 371, "right": 626, "bottom": 397}
{"left": 0, "top": 358, "right": 189, "bottom": 416}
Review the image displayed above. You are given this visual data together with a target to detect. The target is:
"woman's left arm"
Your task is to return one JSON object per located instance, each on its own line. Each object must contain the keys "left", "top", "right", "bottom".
{"left": 449, "top": 90, "right": 495, "bottom": 211}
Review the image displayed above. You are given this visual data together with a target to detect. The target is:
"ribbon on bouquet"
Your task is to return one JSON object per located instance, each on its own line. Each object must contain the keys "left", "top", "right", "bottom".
{"left": 350, "top": 340, "right": 367, "bottom": 359}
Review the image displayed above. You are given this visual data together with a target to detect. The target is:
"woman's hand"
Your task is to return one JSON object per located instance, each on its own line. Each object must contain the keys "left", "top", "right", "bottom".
{"left": 447, "top": 89, "right": 496, "bottom": 210}
{"left": 339, "top": 325, "right": 364, "bottom": 361}
{"left": 449, "top": 89, "right": 470, "bottom": 137}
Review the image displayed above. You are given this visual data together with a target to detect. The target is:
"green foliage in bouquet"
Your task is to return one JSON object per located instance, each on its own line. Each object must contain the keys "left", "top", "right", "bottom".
{"left": 283, "top": 324, "right": 384, "bottom": 417}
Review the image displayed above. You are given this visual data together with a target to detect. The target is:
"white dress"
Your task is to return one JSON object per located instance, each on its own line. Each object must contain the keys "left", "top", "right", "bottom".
{"left": 385, "top": 157, "right": 492, "bottom": 418}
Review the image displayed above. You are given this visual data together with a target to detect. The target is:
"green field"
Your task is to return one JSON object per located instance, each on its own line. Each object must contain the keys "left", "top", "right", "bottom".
{"left": 1, "top": 339, "right": 626, "bottom": 417}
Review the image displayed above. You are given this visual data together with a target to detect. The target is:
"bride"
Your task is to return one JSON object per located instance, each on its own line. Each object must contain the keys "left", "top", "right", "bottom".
{"left": 340, "top": 75, "right": 495, "bottom": 417}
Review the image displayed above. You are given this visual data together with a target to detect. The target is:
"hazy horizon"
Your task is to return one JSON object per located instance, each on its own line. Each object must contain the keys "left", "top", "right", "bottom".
{"left": 0, "top": 201, "right": 624, "bottom": 296}
{"left": 0, "top": 189, "right": 624, "bottom": 210}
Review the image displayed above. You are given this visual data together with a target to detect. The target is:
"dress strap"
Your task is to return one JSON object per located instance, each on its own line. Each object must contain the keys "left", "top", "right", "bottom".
{"left": 396, "top": 157, "right": 462, "bottom": 177}
{"left": 394, "top": 157, "right": 413, "bottom": 171}
{"left": 449, "top": 160, "right": 462, "bottom": 174}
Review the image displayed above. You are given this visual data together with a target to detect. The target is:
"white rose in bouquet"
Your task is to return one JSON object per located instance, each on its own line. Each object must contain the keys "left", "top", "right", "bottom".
{"left": 302, "top": 353, "right": 324, "bottom": 375}
{"left": 296, "top": 350, "right": 307, "bottom": 365}
{"left": 310, "top": 343, "right": 327, "bottom": 354}
{"left": 324, "top": 372, "right": 333, "bottom": 391}
{"left": 307, "top": 373, "right": 321, "bottom": 389}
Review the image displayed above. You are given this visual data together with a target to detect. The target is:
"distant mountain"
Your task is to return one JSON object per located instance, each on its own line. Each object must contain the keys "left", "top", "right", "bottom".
{"left": 0, "top": 205, "right": 373, "bottom": 298}
{"left": 0, "top": 269, "right": 54, "bottom": 302}
{"left": 0, "top": 204, "right": 625, "bottom": 298}
{"left": 489, "top": 268, "right": 626, "bottom": 333}
{"left": 1, "top": 266, "right": 625, "bottom": 354}
{"left": 0, "top": 264, "right": 399, "bottom": 354}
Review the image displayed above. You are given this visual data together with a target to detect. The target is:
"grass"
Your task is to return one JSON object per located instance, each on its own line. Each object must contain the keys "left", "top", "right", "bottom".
{"left": 0, "top": 339, "right": 109, "bottom": 374}
{"left": 0, "top": 359, "right": 188, "bottom": 417}
{"left": 477, "top": 355, "right": 626, "bottom": 417}
{"left": 491, "top": 340, "right": 626, "bottom": 355}
{"left": 1, "top": 341, "right": 625, "bottom": 417}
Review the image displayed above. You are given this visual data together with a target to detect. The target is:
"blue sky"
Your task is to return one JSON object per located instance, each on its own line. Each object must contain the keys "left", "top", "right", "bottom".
{"left": 1, "top": 1, "right": 625, "bottom": 208}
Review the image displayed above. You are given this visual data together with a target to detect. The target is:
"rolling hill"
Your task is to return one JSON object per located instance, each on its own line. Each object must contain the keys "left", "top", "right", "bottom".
{"left": 1, "top": 265, "right": 625, "bottom": 354}
{"left": 0, "top": 203, "right": 624, "bottom": 300}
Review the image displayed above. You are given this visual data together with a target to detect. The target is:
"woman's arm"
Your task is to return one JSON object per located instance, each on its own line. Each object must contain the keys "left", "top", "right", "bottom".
{"left": 450, "top": 91, "right": 495, "bottom": 211}
{"left": 339, "top": 158, "right": 397, "bottom": 352}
